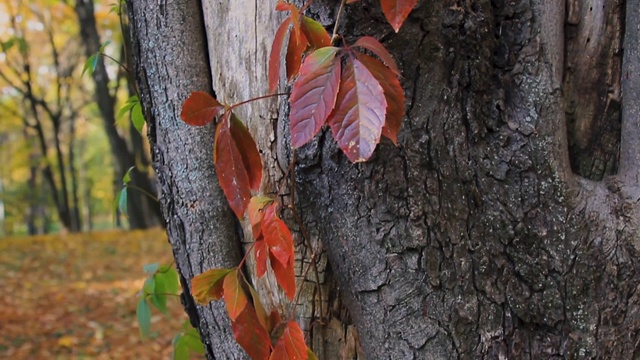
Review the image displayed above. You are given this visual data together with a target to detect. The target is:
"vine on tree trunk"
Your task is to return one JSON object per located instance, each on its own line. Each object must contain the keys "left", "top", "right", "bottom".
{"left": 181, "top": 0, "right": 415, "bottom": 358}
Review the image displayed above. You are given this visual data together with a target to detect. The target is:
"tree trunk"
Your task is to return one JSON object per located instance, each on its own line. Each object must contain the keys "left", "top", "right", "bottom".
{"left": 74, "top": 0, "right": 161, "bottom": 230}
{"left": 128, "top": 0, "right": 640, "bottom": 359}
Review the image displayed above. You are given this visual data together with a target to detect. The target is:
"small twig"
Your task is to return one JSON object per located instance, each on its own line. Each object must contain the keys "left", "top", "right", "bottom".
{"left": 331, "top": 0, "right": 348, "bottom": 44}
{"left": 124, "top": 184, "right": 158, "bottom": 202}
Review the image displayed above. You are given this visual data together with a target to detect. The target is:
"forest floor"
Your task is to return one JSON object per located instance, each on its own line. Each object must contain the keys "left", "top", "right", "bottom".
{"left": 0, "top": 228, "right": 201, "bottom": 360}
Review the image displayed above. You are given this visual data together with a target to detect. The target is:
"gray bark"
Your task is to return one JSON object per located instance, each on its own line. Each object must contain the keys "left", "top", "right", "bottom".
{"left": 128, "top": 0, "right": 640, "bottom": 359}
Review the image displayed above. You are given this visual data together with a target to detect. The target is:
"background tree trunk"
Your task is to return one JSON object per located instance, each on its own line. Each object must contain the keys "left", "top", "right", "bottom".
{"left": 128, "top": 0, "right": 640, "bottom": 359}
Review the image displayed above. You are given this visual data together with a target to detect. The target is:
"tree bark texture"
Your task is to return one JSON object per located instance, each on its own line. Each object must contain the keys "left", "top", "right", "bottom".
{"left": 128, "top": 0, "right": 640, "bottom": 359}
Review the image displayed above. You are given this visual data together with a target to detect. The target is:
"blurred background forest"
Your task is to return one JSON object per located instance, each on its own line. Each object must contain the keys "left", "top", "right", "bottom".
{"left": 0, "top": 0, "right": 160, "bottom": 236}
{"left": 0, "top": 2, "right": 193, "bottom": 358}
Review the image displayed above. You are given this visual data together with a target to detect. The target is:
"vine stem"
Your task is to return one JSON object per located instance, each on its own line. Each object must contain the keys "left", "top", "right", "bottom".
{"left": 301, "top": 0, "right": 315, "bottom": 12}
{"left": 286, "top": 151, "right": 325, "bottom": 324}
{"left": 125, "top": 184, "right": 158, "bottom": 202}
{"left": 228, "top": 92, "right": 289, "bottom": 112}
{"left": 331, "top": 0, "right": 348, "bottom": 44}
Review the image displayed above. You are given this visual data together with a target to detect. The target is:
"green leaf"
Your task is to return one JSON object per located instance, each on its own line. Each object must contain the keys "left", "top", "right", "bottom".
{"left": 1, "top": 38, "right": 15, "bottom": 52}
{"left": 143, "top": 263, "right": 159, "bottom": 274}
{"left": 136, "top": 299, "right": 151, "bottom": 337}
{"left": 151, "top": 276, "right": 168, "bottom": 314}
{"left": 123, "top": 166, "right": 134, "bottom": 185}
{"left": 117, "top": 188, "right": 128, "bottom": 216}
{"left": 99, "top": 40, "right": 112, "bottom": 52}
{"left": 172, "top": 334, "right": 189, "bottom": 360}
{"left": 82, "top": 53, "right": 99, "bottom": 77}
{"left": 183, "top": 330, "right": 205, "bottom": 354}
{"left": 131, "top": 102, "right": 145, "bottom": 133}
{"left": 16, "top": 37, "right": 28, "bottom": 54}
{"left": 157, "top": 265, "right": 180, "bottom": 294}
{"left": 143, "top": 277, "right": 156, "bottom": 295}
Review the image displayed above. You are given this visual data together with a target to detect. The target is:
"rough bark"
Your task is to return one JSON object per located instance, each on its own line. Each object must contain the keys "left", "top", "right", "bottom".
{"left": 126, "top": 0, "right": 247, "bottom": 357}
{"left": 129, "top": 0, "right": 640, "bottom": 359}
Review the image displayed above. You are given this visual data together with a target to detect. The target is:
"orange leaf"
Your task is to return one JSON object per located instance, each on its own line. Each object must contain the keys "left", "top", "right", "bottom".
{"left": 270, "top": 252, "right": 296, "bottom": 300}
{"left": 301, "top": 16, "right": 331, "bottom": 49}
{"left": 230, "top": 114, "right": 262, "bottom": 192}
{"left": 269, "top": 19, "right": 292, "bottom": 93}
{"left": 247, "top": 281, "right": 270, "bottom": 332}
{"left": 352, "top": 36, "right": 400, "bottom": 75}
{"left": 286, "top": 29, "right": 309, "bottom": 81}
{"left": 380, "top": 0, "right": 418, "bottom": 32}
{"left": 327, "top": 57, "right": 386, "bottom": 162}
{"left": 283, "top": 322, "right": 307, "bottom": 360}
{"left": 276, "top": 0, "right": 295, "bottom": 11}
{"left": 270, "top": 338, "right": 288, "bottom": 360}
{"left": 248, "top": 196, "right": 274, "bottom": 238}
{"left": 255, "top": 238, "right": 269, "bottom": 278}
{"left": 289, "top": 47, "right": 342, "bottom": 148}
{"left": 356, "top": 53, "right": 404, "bottom": 144}
{"left": 191, "top": 268, "right": 233, "bottom": 304}
{"left": 261, "top": 204, "right": 294, "bottom": 268}
{"left": 223, "top": 269, "right": 248, "bottom": 321}
{"left": 214, "top": 114, "right": 251, "bottom": 219}
{"left": 181, "top": 91, "right": 224, "bottom": 126}
{"left": 232, "top": 306, "right": 271, "bottom": 360}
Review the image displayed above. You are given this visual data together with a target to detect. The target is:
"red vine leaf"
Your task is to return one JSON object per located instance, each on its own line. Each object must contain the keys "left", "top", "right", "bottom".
{"left": 352, "top": 36, "right": 400, "bottom": 76}
{"left": 214, "top": 114, "right": 251, "bottom": 219}
{"left": 232, "top": 305, "right": 271, "bottom": 360}
{"left": 261, "top": 204, "right": 294, "bottom": 268}
{"left": 181, "top": 91, "right": 224, "bottom": 126}
{"left": 301, "top": 16, "right": 331, "bottom": 49}
{"left": 270, "top": 252, "right": 296, "bottom": 300}
{"left": 223, "top": 269, "right": 248, "bottom": 321}
{"left": 191, "top": 268, "right": 233, "bottom": 304}
{"left": 286, "top": 28, "right": 309, "bottom": 80}
{"left": 270, "top": 338, "right": 288, "bottom": 360}
{"left": 248, "top": 196, "right": 274, "bottom": 238}
{"left": 289, "top": 47, "right": 342, "bottom": 148}
{"left": 255, "top": 238, "right": 269, "bottom": 278}
{"left": 269, "top": 18, "right": 292, "bottom": 93}
{"left": 283, "top": 321, "right": 307, "bottom": 360}
{"left": 380, "top": 0, "right": 418, "bottom": 32}
{"left": 328, "top": 57, "right": 386, "bottom": 162}
{"left": 247, "top": 282, "right": 270, "bottom": 333}
{"left": 230, "top": 114, "right": 262, "bottom": 192}
{"left": 356, "top": 53, "right": 404, "bottom": 144}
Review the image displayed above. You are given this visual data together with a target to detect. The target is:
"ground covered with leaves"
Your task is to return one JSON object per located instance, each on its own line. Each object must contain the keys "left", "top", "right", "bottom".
{"left": 0, "top": 228, "right": 198, "bottom": 359}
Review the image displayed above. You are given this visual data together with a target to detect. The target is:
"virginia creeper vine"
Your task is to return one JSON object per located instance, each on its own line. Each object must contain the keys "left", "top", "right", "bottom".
{"left": 181, "top": 1, "right": 415, "bottom": 358}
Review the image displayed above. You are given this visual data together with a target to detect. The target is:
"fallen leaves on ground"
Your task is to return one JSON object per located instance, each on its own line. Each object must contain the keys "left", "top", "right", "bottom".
{"left": 0, "top": 228, "right": 201, "bottom": 360}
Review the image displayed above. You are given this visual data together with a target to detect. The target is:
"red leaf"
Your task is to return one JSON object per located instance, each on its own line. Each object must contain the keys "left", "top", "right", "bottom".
{"left": 347, "top": 0, "right": 360, "bottom": 3}
{"left": 269, "top": 19, "right": 292, "bottom": 93}
{"left": 352, "top": 36, "right": 400, "bottom": 76}
{"left": 270, "top": 252, "right": 296, "bottom": 300}
{"left": 191, "top": 268, "right": 233, "bottom": 304}
{"left": 269, "top": 310, "right": 282, "bottom": 333}
{"left": 223, "top": 269, "right": 248, "bottom": 321}
{"left": 286, "top": 28, "right": 308, "bottom": 80}
{"left": 380, "top": 0, "right": 417, "bottom": 32}
{"left": 289, "top": 47, "right": 342, "bottom": 148}
{"left": 248, "top": 196, "right": 274, "bottom": 238}
{"left": 356, "top": 53, "right": 404, "bottom": 144}
{"left": 230, "top": 114, "right": 262, "bottom": 192}
{"left": 301, "top": 16, "right": 331, "bottom": 49}
{"left": 214, "top": 115, "right": 251, "bottom": 219}
{"left": 181, "top": 91, "right": 224, "bottom": 126}
{"left": 276, "top": 0, "right": 295, "bottom": 11}
{"left": 255, "top": 238, "right": 269, "bottom": 278}
{"left": 232, "top": 306, "right": 271, "bottom": 360}
{"left": 270, "top": 338, "right": 288, "bottom": 360}
{"left": 284, "top": 322, "right": 307, "bottom": 360}
{"left": 328, "top": 57, "right": 386, "bottom": 162}
{"left": 262, "top": 204, "right": 294, "bottom": 268}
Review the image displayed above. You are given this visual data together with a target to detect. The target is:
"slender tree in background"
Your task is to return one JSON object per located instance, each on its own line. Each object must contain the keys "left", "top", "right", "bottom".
{"left": 127, "top": 0, "right": 640, "bottom": 358}
{"left": 73, "top": 0, "right": 161, "bottom": 229}
{"left": 0, "top": 4, "right": 87, "bottom": 232}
